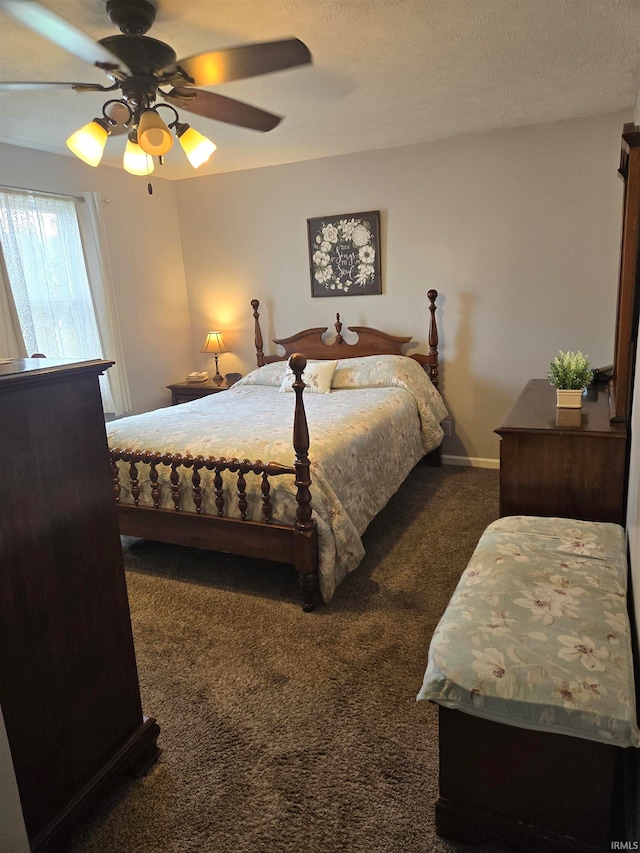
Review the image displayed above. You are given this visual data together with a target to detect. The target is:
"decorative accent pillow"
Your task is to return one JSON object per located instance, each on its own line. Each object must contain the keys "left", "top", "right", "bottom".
{"left": 232, "top": 362, "right": 287, "bottom": 387}
{"left": 279, "top": 360, "right": 337, "bottom": 394}
{"left": 332, "top": 354, "right": 418, "bottom": 389}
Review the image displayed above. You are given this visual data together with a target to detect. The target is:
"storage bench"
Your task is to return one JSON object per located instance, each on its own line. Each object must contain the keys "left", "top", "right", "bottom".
{"left": 417, "top": 515, "right": 640, "bottom": 853}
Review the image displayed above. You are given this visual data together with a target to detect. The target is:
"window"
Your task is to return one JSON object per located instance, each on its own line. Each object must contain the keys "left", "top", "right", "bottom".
{"left": 0, "top": 188, "right": 130, "bottom": 416}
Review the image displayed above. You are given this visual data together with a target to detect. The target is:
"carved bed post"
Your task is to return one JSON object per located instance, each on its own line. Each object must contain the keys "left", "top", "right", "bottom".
{"left": 427, "top": 289, "right": 439, "bottom": 390}
{"left": 252, "top": 299, "right": 265, "bottom": 367}
{"left": 289, "top": 353, "right": 319, "bottom": 611}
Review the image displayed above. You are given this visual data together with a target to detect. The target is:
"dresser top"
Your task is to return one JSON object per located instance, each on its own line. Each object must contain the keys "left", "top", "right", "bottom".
{"left": 0, "top": 358, "right": 113, "bottom": 390}
{"left": 495, "top": 378, "right": 627, "bottom": 438}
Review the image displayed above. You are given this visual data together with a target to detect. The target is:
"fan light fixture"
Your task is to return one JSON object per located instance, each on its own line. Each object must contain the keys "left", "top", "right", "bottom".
{"left": 175, "top": 123, "right": 217, "bottom": 169}
{"left": 123, "top": 132, "right": 155, "bottom": 176}
{"left": 137, "top": 108, "right": 174, "bottom": 156}
{"left": 66, "top": 100, "right": 216, "bottom": 173}
{"left": 66, "top": 116, "right": 112, "bottom": 167}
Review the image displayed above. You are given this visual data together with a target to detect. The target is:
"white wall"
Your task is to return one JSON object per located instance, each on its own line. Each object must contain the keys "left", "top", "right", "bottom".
{"left": 174, "top": 111, "right": 629, "bottom": 462}
{"left": 0, "top": 143, "right": 193, "bottom": 414}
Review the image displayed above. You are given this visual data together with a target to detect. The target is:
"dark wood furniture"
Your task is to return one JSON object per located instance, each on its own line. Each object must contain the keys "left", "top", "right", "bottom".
{"left": 495, "top": 379, "right": 627, "bottom": 524}
{"left": 167, "top": 378, "right": 229, "bottom": 405}
{"left": 0, "top": 358, "right": 160, "bottom": 853}
{"left": 109, "top": 291, "right": 442, "bottom": 611}
{"left": 612, "top": 122, "right": 640, "bottom": 423}
{"left": 437, "top": 707, "right": 620, "bottom": 853}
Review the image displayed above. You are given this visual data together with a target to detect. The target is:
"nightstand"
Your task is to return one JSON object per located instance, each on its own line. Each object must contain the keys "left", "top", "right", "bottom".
{"left": 494, "top": 379, "right": 627, "bottom": 524}
{"left": 167, "top": 379, "right": 229, "bottom": 405}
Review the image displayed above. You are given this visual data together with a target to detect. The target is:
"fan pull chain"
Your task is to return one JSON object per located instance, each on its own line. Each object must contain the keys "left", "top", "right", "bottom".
{"left": 147, "top": 152, "right": 166, "bottom": 194}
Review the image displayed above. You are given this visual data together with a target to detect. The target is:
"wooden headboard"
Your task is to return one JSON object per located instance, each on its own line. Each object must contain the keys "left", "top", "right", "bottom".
{"left": 251, "top": 290, "right": 440, "bottom": 389}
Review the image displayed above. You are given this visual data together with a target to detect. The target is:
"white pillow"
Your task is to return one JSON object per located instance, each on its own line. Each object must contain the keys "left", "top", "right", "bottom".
{"left": 233, "top": 361, "right": 287, "bottom": 387}
{"left": 279, "top": 360, "right": 337, "bottom": 394}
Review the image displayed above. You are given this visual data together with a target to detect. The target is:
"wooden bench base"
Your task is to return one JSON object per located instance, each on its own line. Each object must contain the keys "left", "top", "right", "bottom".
{"left": 437, "top": 707, "right": 622, "bottom": 853}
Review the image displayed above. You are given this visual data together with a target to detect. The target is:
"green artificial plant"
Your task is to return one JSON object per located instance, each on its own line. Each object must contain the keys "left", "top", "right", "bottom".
{"left": 547, "top": 350, "right": 593, "bottom": 390}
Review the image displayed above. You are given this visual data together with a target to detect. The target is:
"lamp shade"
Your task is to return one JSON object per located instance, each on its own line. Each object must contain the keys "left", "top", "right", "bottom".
{"left": 123, "top": 138, "right": 155, "bottom": 176}
{"left": 177, "top": 126, "right": 217, "bottom": 169}
{"left": 66, "top": 119, "right": 110, "bottom": 167}
{"left": 201, "top": 331, "right": 227, "bottom": 354}
{"left": 137, "top": 109, "right": 174, "bottom": 156}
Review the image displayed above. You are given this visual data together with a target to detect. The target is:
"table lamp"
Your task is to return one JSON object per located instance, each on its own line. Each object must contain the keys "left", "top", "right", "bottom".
{"left": 201, "top": 331, "right": 227, "bottom": 383}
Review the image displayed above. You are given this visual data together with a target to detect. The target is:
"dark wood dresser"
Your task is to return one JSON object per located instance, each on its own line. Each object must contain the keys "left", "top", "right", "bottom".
{"left": 0, "top": 359, "right": 160, "bottom": 852}
{"left": 495, "top": 379, "right": 627, "bottom": 524}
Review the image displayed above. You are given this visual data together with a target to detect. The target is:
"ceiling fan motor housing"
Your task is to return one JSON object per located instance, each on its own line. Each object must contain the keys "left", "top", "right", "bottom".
{"left": 106, "top": 0, "right": 156, "bottom": 35}
{"left": 99, "top": 34, "right": 177, "bottom": 76}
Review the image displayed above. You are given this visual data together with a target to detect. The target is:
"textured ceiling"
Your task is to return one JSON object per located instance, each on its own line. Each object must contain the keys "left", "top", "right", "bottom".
{"left": 0, "top": 0, "right": 639, "bottom": 181}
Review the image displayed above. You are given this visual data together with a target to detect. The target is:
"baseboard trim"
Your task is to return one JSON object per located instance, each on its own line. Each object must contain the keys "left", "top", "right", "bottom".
{"left": 443, "top": 455, "right": 500, "bottom": 469}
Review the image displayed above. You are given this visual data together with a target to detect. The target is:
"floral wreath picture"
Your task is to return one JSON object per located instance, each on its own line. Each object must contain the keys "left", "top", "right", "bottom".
{"left": 307, "top": 210, "right": 382, "bottom": 297}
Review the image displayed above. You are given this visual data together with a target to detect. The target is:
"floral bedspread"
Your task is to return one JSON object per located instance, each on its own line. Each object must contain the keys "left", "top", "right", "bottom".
{"left": 417, "top": 516, "right": 640, "bottom": 747}
{"left": 107, "top": 356, "right": 446, "bottom": 603}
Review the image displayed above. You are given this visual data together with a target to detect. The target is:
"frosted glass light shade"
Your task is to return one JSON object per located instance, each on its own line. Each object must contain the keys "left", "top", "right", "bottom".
{"left": 66, "top": 120, "right": 109, "bottom": 167}
{"left": 137, "top": 110, "right": 173, "bottom": 156}
{"left": 178, "top": 126, "right": 217, "bottom": 168}
{"left": 123, "top": 139, "right": 155, "bottom": 176}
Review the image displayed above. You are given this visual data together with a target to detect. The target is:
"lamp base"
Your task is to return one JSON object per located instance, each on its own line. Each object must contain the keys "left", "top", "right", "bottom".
{"left": 213, "top": 354, "right": 223, "bottom": 383}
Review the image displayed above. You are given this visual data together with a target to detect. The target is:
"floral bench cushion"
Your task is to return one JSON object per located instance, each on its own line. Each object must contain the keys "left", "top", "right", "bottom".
{"left": 417, "top": 516, "right": 640, "bottom": 748}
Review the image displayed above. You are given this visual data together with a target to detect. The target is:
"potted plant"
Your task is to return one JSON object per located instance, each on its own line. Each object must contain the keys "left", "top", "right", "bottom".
{"left": 547, "top": 351, "right": 594, "bottom": 408}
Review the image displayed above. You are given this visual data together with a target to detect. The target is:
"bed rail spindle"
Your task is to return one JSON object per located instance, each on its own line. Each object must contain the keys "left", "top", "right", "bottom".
{"left": 335, "top": 313, "right": 343, "bottom": 344}
{"left": 170, "top": 458, "right": 181, "bottom": 510}
{"left": 213, "top": 466, "right": 225, "bottom": 516}
{"left": 260, "top": 471, "right": 273, "bottom": 523}
{"left": 128, "top": 455, "right": 141, "bottom": 506}
{"left": 237, "top": 462, "right": 249, "bottom": 520}
{"left": 192, "top": 460, "right": 203, "bottom": 514}
{"left": 110, "top": 454, "right": 121, "bottom": 503}
{"left": 149, "top": 457, "right": 161, "bottom": 507}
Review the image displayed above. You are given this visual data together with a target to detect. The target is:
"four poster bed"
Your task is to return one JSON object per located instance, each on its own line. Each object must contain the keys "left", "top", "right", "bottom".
{"left": 107, "top": 290, "right": 446, "bottom": 610}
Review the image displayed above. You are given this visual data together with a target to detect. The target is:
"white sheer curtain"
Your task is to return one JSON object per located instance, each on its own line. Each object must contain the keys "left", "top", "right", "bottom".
{"left": 0, "top": 187, "right": 130, "bottom": 416}
{"left": 0, "top": 248, "right": 27, "bottom": 358}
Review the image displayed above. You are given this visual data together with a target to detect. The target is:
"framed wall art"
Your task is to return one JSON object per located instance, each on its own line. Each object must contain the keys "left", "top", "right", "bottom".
{"left": 307, "top": 210, "right": 381, "bottom": 297}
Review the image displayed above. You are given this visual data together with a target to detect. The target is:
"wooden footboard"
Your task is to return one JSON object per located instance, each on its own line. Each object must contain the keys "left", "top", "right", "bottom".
{"left": 110, "top": 354, "right": 319, "bottom": 611}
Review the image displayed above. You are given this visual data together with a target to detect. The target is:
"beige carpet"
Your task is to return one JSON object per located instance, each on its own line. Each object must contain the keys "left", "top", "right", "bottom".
{"left": 69, "top": 463, "right": 501, "bottom": 853}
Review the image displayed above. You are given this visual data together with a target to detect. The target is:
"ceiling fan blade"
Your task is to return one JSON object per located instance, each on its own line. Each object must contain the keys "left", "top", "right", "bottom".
{"left": 164, "top": 87, "right": 282, "bottom": 132}
{"left": 0, "top": 80, "right": 116, "bottom": 91}
{"left": 170, "top": 38, "right": 311, "bottom": 87}
{"left": 0, "top": 0, "right": 126, "bottom": 70}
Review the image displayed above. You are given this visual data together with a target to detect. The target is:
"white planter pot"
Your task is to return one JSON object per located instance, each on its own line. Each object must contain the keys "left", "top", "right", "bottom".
{"left": 556, "top": 388, "right": 584, "bottom": 408}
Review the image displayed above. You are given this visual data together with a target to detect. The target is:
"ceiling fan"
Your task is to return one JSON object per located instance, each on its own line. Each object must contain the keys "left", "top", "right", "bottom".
{"left": 0, "top": 0, "right": 312, "bottom": 173}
